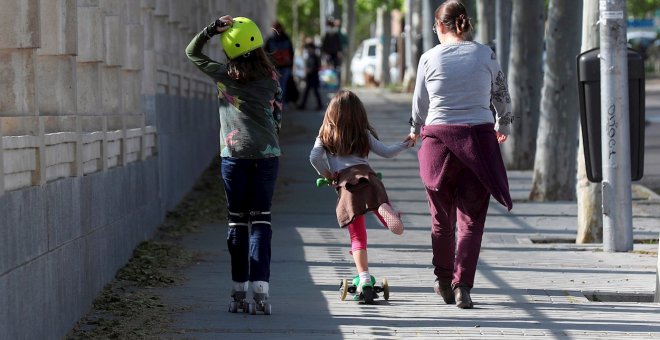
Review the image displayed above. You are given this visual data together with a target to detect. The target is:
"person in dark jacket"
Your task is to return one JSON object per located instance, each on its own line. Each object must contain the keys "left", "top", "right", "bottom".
{"left": 265, "top": 21, "right": 295, "bottom": 104}
{"left": 298, "top": 42, "right": 323, "bottom": 110}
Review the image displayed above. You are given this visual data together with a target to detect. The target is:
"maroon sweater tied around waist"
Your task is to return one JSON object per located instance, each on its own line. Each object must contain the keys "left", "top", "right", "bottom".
{"left": 419, "top": 124, "right": 513, "bottom": 211}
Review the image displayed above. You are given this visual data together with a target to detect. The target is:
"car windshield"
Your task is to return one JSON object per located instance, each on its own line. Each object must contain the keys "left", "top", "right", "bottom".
{"left": 367, "top": 45, "right": 376, "bottom": 57}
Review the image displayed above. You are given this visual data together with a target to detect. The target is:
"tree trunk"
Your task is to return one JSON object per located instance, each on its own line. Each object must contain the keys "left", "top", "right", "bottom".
{"left": 529, "top": 0, "right": 582, "bottom": 201}
{"left": 495, "top": 0, "right": 512, "bottom": 79}
{"left": 403, "top": 0, "right": 423, "bottom": 92}
{"left": 576, "top": 0, "right": 602, "bottom": 243}
{"left": 476, "top": 0, "right": 495, "bottom": 44}
{"left": 341, "top": 0, "right": 355, "bottom": 87}
{"left": 501, "top": 0, "right": 545, "bottom": 170}
{"left": 376, "top": 7, "right": 392, "bottom": 87}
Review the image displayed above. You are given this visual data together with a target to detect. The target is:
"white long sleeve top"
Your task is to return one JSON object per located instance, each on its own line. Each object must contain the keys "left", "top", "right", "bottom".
{"left": 309, "top": 132, "right": 409, "bottom": 176}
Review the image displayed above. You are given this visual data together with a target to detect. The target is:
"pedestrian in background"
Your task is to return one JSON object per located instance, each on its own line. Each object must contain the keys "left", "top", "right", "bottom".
{"left": 310, "top": 90, "right": 412, "bottom": 304}
{"left": 265, "top": 21, "right": 295, "bottom": 105}
{"left": 407, "top": 0, "right": 513, "bottom": 309}
{"left": 185, "top": 15, "right": 282, "bottom": 314}
{"left": 298, "top": 42, "right": 324, "bottom": 110}
{"left": 321, "top": 18, "right": 343, "bottom": 84}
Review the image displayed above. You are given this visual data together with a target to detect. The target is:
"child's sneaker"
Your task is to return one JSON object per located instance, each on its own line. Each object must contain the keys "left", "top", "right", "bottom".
{"left": 354, "top": 275, "right": 376, "bottom": 304}
{"left": 377, "top": 203, "right": 404, "bottom": 235}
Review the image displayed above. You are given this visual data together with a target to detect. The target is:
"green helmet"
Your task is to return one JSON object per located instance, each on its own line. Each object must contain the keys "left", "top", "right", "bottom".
{"left": 220, "top": 17, "right": 264, "bottom": 59}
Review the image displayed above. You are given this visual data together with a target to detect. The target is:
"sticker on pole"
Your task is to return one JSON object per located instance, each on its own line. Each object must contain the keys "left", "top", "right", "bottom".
{"left": 601, "top": 11, "right": 624, "bottom": 20}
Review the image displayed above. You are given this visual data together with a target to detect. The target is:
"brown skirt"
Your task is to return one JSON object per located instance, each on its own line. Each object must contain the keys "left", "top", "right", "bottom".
{"left": 334, "top": 164, "right": 390, "bottom": 228}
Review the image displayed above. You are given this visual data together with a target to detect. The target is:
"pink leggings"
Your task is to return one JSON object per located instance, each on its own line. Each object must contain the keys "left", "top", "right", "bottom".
{"left": 347, "top": 211, "right": 388, "bottom": 252}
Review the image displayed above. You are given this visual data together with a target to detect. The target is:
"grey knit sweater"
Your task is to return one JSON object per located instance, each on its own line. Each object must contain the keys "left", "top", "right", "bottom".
{"left": 411, "top": 41, "right": 512, "bottom": 135}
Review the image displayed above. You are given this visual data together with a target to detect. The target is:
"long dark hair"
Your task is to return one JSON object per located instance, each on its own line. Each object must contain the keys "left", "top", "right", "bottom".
{"left": 227, "top": 47, "right": 277, "bottom": 82}
{"left": 435, "top": 0, "right": 473, "bottom": 37}
{"left": 318, "top": 90, "right": 378, "bottom": 157}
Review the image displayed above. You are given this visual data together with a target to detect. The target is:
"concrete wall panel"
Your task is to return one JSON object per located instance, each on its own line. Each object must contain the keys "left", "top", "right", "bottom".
{"left": 0, "top": 50, "right": 37, "bottom": 116}
{"left": 76, "top": 63, "right": 102, "bottom": 115}
{"left": 0, "top": 0, "right": 40, "bottom": 48}
{"left": 77, "top": 6, "right": 105, "bottom": 62}
{"left": 38, "top": 0, "right": 78, "bottom": 56}
{"left": 36, "top": 55, "right": 77, "bottom": 115}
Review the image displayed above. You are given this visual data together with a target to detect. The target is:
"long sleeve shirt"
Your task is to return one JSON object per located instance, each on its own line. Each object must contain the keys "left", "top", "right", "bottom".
{"left": 411, "top": 41, "right": 512, "bottom": 135}
{"left": 309, "top": 132, "right": 409, "bottom": 176}
{"left": 185, "top": 30, "right": 283, "bottom": 159}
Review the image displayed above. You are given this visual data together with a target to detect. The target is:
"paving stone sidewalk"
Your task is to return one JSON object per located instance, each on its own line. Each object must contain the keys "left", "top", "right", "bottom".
{"left": 160, "top": 89, "right": 660, "bottom": 339}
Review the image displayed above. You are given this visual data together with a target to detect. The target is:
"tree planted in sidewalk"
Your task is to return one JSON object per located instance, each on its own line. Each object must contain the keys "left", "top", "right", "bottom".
{"left": 529, "top": 0, "right": 582, "bottom": 201}
{"left": 501, "top": 0, "right": 546, "bottom": 170}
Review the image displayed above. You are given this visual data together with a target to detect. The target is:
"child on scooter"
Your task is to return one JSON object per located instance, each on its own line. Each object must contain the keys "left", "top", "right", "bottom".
{"left": 309, "top": 90, "right": 413, "bottom": 303}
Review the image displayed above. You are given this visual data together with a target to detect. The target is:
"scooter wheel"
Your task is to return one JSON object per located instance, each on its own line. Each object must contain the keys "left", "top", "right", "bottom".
{"left": 382, "top": 279, "right": 390, "bottom": 301}
{"left": 340, "top": 278, "right": 349, "bottom": 301}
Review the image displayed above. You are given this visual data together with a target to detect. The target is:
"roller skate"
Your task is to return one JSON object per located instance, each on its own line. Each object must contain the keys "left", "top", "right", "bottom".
{"left": 339, "top": 275, "right": 390, "bottom": 304}
{"left": 248, "top": 281, "right": 272, "bottom": 315}
{"left": 228, "top": 281, "right": 249, "bottom": 313}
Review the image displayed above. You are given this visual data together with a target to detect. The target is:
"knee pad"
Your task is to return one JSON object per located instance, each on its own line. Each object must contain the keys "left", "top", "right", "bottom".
{"left": 228, "top": 210, "right": 249, "bottom": 227}
{"left": 249, "top": 210, "right": 271, "bottom": 226}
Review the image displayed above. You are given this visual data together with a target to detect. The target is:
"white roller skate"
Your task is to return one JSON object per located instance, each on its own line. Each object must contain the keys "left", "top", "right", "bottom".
{"left": 228, "top": 281, "right": 249, "bottom": 313}
{"left": 248, "top": 281, "right": 272, "bottom": 315}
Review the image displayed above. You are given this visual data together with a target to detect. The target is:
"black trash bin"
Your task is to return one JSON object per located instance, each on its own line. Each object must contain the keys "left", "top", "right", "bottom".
{"left": 576, "top": 48, "right": 645, "bottom": 182}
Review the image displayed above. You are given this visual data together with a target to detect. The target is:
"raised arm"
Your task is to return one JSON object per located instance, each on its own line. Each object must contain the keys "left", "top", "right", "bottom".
{"left": 185, "top": 16, "right": 232, "bottom": 80}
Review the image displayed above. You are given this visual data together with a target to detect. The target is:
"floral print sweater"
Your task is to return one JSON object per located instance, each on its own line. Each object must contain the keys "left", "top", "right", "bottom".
{"left": 185, "top": 31, "right": 282, "bottom": 159}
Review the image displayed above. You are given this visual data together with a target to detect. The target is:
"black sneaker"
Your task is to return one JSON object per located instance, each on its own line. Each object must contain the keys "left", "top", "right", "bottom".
{"left": 360, "top": 285, "right": 375, "bottom": 304}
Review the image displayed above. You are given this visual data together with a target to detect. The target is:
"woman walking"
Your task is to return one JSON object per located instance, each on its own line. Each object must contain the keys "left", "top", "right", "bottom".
{"left": 408, "top": 0, "right": 513, "bottom": 309}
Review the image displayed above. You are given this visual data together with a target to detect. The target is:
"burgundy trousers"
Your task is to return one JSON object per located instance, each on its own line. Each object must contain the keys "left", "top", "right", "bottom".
{"left": 424, "top": 151, "right": 490, "bottom": 290}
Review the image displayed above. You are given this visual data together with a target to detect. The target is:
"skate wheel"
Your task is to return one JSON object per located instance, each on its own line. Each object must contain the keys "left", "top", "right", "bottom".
{"left": 264, "top": 303, "right": 272, "bottom": 315}
{"left": 340, "top": 279, "right": 348, "bottom": 301}
{"left": 248, "top": 302, "right": 256, "bottom": 315}
{"left": 382, "top": 279, "right": 390, "bottom": 301}
{"left": 229, "top": 301, "right": 238, "bottom": 313}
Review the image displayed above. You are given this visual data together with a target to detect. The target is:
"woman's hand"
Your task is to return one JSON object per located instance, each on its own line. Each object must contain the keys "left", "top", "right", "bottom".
{"left": 405, "top": 132, "right": 419, "bottom": 147}
{"left": 496, "top": 131, "right": 508, "bottom": 144}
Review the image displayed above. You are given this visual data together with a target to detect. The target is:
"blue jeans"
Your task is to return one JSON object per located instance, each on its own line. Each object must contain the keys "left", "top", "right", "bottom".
{"left": 221, "top": 157, "right": 279, "bottom": 283}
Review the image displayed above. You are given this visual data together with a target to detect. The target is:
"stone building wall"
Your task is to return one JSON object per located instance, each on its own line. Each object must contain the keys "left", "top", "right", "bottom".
{"left": 0, "top": 1, "right": 276, "bottom": 339}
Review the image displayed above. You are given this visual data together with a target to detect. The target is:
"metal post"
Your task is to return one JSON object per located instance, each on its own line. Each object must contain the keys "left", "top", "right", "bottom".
{"left": 599, "top": 0, "right": 633, "bottom": 252}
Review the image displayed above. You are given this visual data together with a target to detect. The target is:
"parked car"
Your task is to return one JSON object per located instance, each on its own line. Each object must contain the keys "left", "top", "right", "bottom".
{"left": 350, "top": 38, "right": 399, "bottom": 86}
{"left": 627, "top": 30, "right": 658, "bottom": 60}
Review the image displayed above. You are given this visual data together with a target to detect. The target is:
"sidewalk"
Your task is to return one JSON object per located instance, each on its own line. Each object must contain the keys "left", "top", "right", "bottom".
{"left": 160, "top": 89, "right": 660, "bottom": 339}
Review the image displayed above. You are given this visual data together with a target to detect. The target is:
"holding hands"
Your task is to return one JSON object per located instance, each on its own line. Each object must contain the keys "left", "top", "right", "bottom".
{"left": 405, "top": 133, "right": 418, "bottom": 147}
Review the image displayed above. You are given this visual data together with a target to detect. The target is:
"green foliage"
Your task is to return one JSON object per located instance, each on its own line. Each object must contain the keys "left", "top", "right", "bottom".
{"left": 276, "top": 0, "right": 403, "bottom": 45}
{"left": 627, "top": 0, "right": 657, "bottom": 18}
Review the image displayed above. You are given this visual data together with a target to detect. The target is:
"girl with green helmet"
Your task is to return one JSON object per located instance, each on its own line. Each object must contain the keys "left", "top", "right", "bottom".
{"left": 186, "top": 15, "right": 281, "bottom": 315}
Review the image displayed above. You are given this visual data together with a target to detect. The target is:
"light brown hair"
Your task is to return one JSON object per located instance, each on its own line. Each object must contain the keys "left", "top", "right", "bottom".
{"left": 318, "top": 90, "right": 378, "bottom": 157}
{"left": 435, "top": 0, "right": 473, "bottom": 36}
{"left": 227, "top": 47, "right": 277, "bottom": 82}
